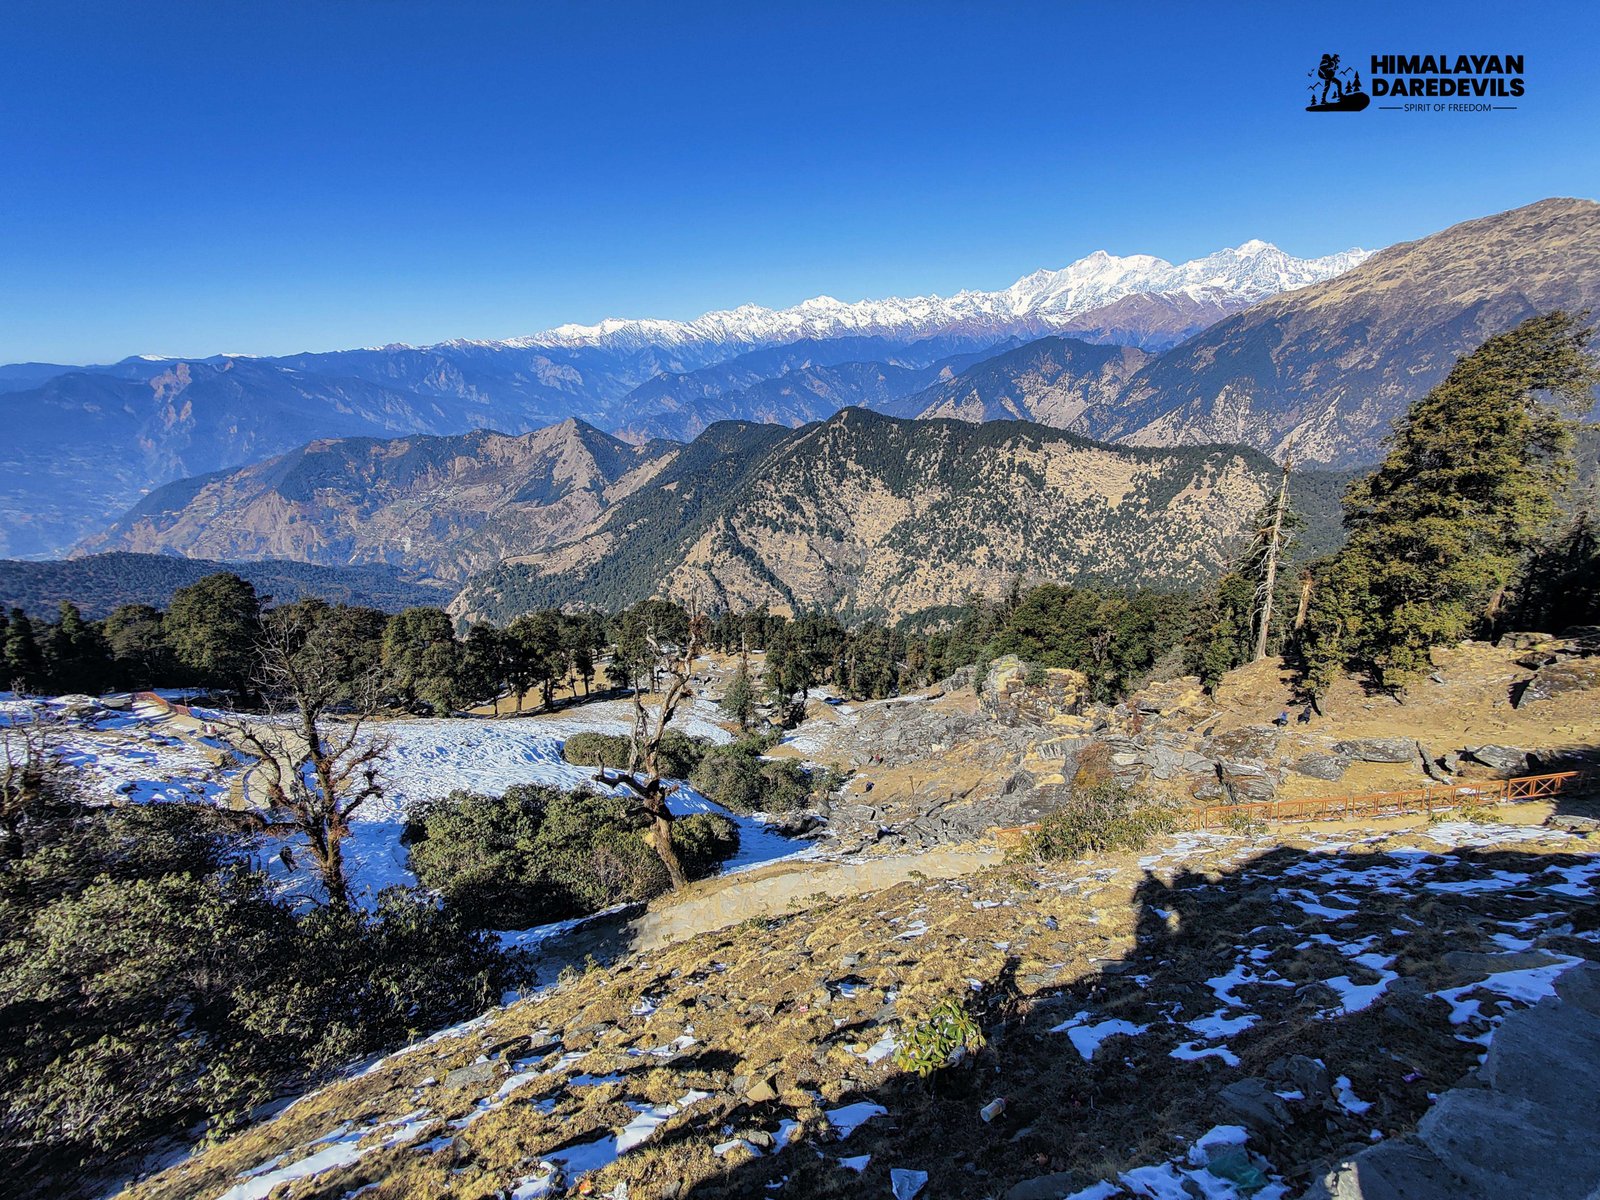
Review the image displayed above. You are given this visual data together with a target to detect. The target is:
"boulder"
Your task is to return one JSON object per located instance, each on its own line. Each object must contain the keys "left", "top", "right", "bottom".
{"left": 443, "top": 1060, "right": 498, "bottom": 1090}
{"left": 1332, "top": 737, "right": 1418, "bottom": 764}
{"left": 1293, "top": 753, "right": 1352, "bottom": 782}
{"left": 1215, "top": 759, "right": 1276, "bottom": 803}
{"left": 1462, "top": 745, "right": 1530, "bottom": 774}
{"left": 743, "top": 1075, "right": 779, "bottom": 1103}
{"left": 1547, "top": 814, "right": 1600, "bottom": 833}
{"left": 1515, "top": 659, "right": 1600, "bottom": 708}
{"left": 1130, "top": 676, "right": 1209, "bottom": 718}
{"left": 1497, "top": 631, "right": 1554, "bottom": 650}
{"left": 1276, "top": 1053, "right": 1332, "bottom": 1106}
{"left": 1205, "top": 724, "right": 1282, "bottom": 761}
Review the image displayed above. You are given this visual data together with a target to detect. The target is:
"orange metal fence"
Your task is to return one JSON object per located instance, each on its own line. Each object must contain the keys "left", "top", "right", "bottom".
{"left": 1192, "top": 769, "right": 1594, "bottom": 829}
{"left": 993, "top": 768, "right": 1597, "bottom": 847}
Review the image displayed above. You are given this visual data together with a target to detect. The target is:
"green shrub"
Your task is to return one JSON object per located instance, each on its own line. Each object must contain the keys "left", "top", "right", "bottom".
{"left": 560, "top": 729, "right": 708, "bottom": 779}
{"left": 404, "top": 783, "right": 739, "bottom": 928}
{"left": 891, "top": 996, "right": 986, "bottom": 1077}
{"left": 561, "top": 731, "right": 632, "bottom": 769}
{"left": 657, "top": 729, "right": 709, "bottom": 779}
{"left": 689, "top": 740, "right": 813, "bottom": 814}
{"left": 0, "top": 796, "right": 508, "bottom": 1196}
{"left": 1023, "top": 782, "right": 1181, "bottom": 860}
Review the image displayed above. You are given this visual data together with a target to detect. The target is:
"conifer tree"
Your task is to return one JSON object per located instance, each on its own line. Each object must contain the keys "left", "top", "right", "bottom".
{"left": 1301, "top": 310, "right": 1599, "bottom": 695}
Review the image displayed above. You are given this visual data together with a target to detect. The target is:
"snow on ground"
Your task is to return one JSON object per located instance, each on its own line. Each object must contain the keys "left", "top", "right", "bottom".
{"left": 19, "top": 692, "right": 804, "bottom": 913}
{"left": 1065, "top": 1123, "right": 1290, "bottom": 1200}
{"left": 1043, "top": 823, "right": 1596, "bottom": 1073}
{"left": 4, "top": 694, "right": 234, "bottom": 805}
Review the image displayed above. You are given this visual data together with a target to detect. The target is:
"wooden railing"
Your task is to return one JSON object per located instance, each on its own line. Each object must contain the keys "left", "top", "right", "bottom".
{"left": 992, "top": 768, "right": 1597, "bottom": 849}
{"left": 1192, "top": 769, "right": 1595, "bottom": 829}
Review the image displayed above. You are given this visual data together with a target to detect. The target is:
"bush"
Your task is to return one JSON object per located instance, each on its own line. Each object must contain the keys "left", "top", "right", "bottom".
{"left": 657, "top": 729, "right": 708, "bottom": 779}
{"left": 689, "top": 739, "right": 813, "bottom": 814}
{"left": 1023, "top": 782, "right": 1181, "bottom": 860}
{"left": 892, "top": 995, "right": 987, "bottom": 1078}
{"left": 561, "top": 732, "right": 632, "bottom": 769}
{"left": 404, "top": 783, "right": 739, "bottom": 928}
{"left": 559, "top": 729, "right": 708, "bottom": 779}
{"left": 0, "top": 796, "right": 509, "bottom": 1197}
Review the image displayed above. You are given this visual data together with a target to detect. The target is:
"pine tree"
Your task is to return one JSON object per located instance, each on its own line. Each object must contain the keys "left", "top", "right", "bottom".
{"left": 720, "top": 660, "right": 757, "bottom": 729}
{"left": 3, "top": 610, "right": 46, "bottom": 694}
{"left": 1301, "top": 310, "right": 1600, "bottom": 695}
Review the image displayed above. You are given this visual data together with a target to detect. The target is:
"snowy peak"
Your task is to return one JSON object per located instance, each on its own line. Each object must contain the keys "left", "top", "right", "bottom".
{"left": 511, "top": 241, "right": 1372, "bottom": 354}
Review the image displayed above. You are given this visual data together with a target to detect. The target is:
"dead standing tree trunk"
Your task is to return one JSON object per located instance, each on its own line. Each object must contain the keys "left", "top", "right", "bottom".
{"left": 1254, "top": 451, "right": 1295, "bottom": 662}
{"left": 594, "top": 604, "right": 705, "bottom": 890}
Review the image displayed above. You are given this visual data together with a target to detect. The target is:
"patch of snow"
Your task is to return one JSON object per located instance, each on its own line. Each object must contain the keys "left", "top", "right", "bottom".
{"left": 1170, "top": 1042, "right": 1241, "bottom": 1067}
{"left": 824, "top": 1101, "right": 887, "bottom": 1138}
{"left": 216, "top": 1110, "right": 432, "bottom": 1200}
{"left": 1333, "top": 1075, "right": 1372, "bottom": 1115}
{"left": 1050, "top": 1012, "right": 1150, "bottom": 1059}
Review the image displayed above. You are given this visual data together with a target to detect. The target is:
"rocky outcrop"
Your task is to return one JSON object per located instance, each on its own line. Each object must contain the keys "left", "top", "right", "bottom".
{"left": 980, "top": 657, "right": 1089, "bottom": 727}
{"left": 1515, "top": 658, "right": 1600, "bottom": 708}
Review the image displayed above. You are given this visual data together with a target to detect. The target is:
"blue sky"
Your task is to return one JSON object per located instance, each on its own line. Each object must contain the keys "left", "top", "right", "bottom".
{"left": 3, "top": 0, "right": 1596, "bottom": 363}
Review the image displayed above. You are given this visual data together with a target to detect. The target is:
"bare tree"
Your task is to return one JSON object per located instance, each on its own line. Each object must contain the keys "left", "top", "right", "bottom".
{"left": 224, "top": 612, "right": 390, "bottom": 909}
{"left": 593, "top": 599, "right": 707, "bottom": 890}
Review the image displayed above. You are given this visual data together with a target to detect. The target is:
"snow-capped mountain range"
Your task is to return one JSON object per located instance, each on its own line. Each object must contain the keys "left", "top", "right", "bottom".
{"left": 499, "top": 240, "right": 1372, "bottom": 354}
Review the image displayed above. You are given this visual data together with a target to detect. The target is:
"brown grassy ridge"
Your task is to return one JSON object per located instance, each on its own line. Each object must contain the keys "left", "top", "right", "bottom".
{"left": 117, "top": 802, "right": 1600, "bottom": 1200}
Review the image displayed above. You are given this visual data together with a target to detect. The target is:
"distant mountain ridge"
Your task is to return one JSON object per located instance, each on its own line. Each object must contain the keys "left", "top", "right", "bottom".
{"left": 452, "top": 408, "right": 1349, "bottom": 622}
{"left": 81, "top": 420, "right": 673, "bottom": 583}
{"left": 510, "top": 240, "right": 1369, "bottom": 355}
{"left": 1090, "top": 197, "right": 1600, "bottom": 464}
{"left": 19, "top": 201, "right": 1600, "bottom": 559}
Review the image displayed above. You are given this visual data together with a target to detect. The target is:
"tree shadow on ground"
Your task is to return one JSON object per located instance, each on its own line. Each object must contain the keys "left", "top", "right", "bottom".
{"left": 652, "top": 834, "right": 1600, "bottom": 1200}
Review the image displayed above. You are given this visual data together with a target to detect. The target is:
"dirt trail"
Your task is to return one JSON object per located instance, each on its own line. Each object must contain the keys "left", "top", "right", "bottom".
{"left": 533, "top": 842, "right": 1003, "bottom": 973}
{"left": 630, "top": 844, "right": 1002, "bottom": 949}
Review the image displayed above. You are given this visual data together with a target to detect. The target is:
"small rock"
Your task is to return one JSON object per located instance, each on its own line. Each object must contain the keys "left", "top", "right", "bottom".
{"left": 443, "top": 1061, "right": 498, "bottom": 1090}
{"left": 1217, "top": 1077, "right": 1293, "bottom": 1133}
{"left": 745, "top": 1076, "right": 779, "bottom": 1104}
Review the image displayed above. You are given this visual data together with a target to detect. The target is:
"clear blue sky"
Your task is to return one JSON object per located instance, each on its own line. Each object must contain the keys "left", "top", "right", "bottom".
{"left": 4, "top": 0, "right": 1596, "bottom": 363}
